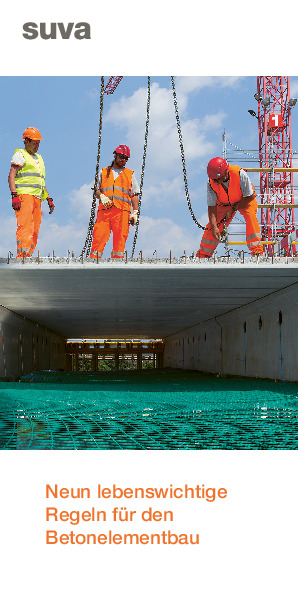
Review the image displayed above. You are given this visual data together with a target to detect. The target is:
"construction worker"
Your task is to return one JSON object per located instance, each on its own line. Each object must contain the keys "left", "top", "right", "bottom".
{"left": 8, "top": 127, "right": 55, "bottom": 258}
{"left": 197, "top": 157, "right": 263, "bottom": 258}
{"left": 90, "top": 145, "right": 140, "bottom": 259}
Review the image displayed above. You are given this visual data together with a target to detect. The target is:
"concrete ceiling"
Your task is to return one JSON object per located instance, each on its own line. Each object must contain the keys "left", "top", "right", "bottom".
{"left": 1, "top": 263, "right": 298, "bottom": 339}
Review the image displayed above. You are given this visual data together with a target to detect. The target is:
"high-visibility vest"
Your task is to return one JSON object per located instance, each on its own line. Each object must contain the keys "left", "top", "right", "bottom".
{"left": 14, "top": 148, "right": 47, "bottom": 200}
{"left": 100, "top": 167, "right": 133, "bottom": 212}
{"left": 209, "top": 164, "right": 256, "bottom": 206}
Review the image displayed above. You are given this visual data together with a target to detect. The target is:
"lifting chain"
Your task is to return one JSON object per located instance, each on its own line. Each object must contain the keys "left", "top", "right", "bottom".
{"left": 81, "top": 76, "right": 105, "bottom": 258}
{"left": 171, "top": 76, "right": 205, "bottom": 231}
{"left": 131, "top": 76, "right": 151, "bottom": 258}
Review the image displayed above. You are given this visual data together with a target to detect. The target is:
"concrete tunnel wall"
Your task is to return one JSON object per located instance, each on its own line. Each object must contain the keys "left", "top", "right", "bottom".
{"left": 163, "top": 284, "right": 298, "bottom": 382}
{"left": 0, "top": 305, "right": 65, "bottom": 379}
{"left": 1, "top": 281, "right": 298, "bottom": 382}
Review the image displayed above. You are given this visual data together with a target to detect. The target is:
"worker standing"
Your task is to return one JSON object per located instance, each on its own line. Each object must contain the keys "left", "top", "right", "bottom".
{"left": 8, "top": 127, "right": 55, "bottom": 258}
{"left": 90, "top": 145, "right": 140, "bottom": 259}
{"left": 197, "top": 157, "right": 263, "bottom": 258}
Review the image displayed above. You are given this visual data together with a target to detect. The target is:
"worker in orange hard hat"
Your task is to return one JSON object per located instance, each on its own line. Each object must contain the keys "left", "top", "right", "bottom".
{"left": 8, "top": 127, "right": 55, "bottom": 258}
{"left": 90, "top": 145, "right": 140, "bottom": 259}
{"left": 197, "top": 157, "right": 263, "bottom": 258}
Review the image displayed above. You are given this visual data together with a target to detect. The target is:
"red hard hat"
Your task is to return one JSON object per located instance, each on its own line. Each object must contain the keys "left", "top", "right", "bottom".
{"left": 207, "top": 157, "right": 229, "bottom": 180}
{"left": 114, "top": 145, "right": 130, "bottom": 158}
{"left": 23, "top": 127, "right": 43, "bottom": 140}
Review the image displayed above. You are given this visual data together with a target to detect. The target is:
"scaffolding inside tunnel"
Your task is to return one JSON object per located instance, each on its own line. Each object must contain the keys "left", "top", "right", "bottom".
{"left": 65, "top": 339, "right": 164, "bottom": 372}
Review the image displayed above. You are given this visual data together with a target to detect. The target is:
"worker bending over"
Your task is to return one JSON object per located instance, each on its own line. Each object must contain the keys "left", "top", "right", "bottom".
{"left": 90, "top": 145, "right": 140, "bottom": 259}
{"left": 197, "top": 157, "right": 263, "bottom": 258}
{"left": 8, "top": 127, "right": 55, "bottom": 258}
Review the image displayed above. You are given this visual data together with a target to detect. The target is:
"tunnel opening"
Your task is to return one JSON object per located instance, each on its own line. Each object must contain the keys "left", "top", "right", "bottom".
{"left": 65, "top": 338, "right": 164, "bottom": 373}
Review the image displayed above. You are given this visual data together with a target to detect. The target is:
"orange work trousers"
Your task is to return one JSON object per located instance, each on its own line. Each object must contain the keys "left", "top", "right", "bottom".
{"left": 15, "top": 194, "right": 42, "bottom": 257}
{"left": 197, "top": 199, "right": 263, "bottom": 258}
{"left": 90, "top": 205, "right": 130, "bottom": 259}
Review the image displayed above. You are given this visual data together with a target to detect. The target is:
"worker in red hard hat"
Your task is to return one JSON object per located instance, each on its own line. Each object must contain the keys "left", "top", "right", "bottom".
{"left": 8, "top": 127, "right": 55, "bottom": 258}
{"left": 90, "top": 145, "right": 140, "bottom": 259}
{"left": 197, "top": 157, "right": 263, "bottom": 258}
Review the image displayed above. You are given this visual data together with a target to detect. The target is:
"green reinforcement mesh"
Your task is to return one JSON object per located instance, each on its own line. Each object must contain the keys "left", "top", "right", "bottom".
{"left": 0, "top": 370, "right": 298, "bottom": 450}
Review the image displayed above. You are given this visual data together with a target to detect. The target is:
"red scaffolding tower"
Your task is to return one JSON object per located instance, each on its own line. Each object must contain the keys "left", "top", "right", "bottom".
{"left": 256, "top": 76, "right": 296, "bottom": 254}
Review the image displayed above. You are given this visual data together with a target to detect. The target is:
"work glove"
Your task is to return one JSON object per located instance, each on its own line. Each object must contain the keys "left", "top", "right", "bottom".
{"left": 129, "top": 209, "right": 138, "bottom": 226}
{"left": 47, "top": 197, "right": 55, "bottom": 214}
{"left": 11, "top": 192, "right": 21, "bottom": 211}
{"left": 100, "top": 193, "right": 113, "bottom": 209}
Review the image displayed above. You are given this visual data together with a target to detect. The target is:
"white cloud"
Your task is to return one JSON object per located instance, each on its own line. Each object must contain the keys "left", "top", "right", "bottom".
{"left": 141, "top": 176, "right": 185, "bottom": 209}
{"left": 141, "top": 178, "right": 208, "bottom": 217}
{"left": 1, "top": 209, "right": 208, "bottom": 259}
{"left": 86, "top": 88, "right": 100, "bottom": 101}
{"left": 36, "top": 220, "right": 87, "bottom": 257}
{"left": 68, "top": 181, "right": 94, "bottom": 220}
{"left": 175, "top": 76, "right": 245, "bottom": 96}
{"left": 104, "top": 81, "right": 227, "bottom": 175}
{"left": 0, "top": 212, "right": 88, "bottom": 259}
{"left": 0, "top": 216, "right": 16, "bottom": 256}
{"left": 135, "top": 215, "right": 205, "bottom": 257}
{"left": 201, "top": 111, "right": 227, "bottom": 131}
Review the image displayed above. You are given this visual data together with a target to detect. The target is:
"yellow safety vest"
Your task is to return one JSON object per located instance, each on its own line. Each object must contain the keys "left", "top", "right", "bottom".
{"left": 14, "top": 148, "right": 47, "bottom": 200}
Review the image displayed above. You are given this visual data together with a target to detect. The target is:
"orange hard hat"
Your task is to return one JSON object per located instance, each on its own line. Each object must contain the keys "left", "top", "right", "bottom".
{"left": 23, "top": 127, "right": 43, "bottom": 140}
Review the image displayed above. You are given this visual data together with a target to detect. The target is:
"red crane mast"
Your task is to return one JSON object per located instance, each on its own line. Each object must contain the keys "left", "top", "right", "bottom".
{"left": 256, "top": 76, "right": 296, "bottom": 254}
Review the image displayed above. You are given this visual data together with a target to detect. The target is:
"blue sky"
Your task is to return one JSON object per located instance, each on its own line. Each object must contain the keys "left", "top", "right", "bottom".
{"left": 2, "top": 75, "right": 298, "bottom": 258}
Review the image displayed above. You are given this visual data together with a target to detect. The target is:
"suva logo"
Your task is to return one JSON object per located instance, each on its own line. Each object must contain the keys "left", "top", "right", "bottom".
{"left": 23, "top": 22, "right": 91, "bottom": 40}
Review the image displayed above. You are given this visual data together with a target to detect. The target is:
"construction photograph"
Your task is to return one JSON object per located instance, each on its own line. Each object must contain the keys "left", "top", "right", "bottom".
{"left": 0, "top": 76, "right": 298, "bottom": 450}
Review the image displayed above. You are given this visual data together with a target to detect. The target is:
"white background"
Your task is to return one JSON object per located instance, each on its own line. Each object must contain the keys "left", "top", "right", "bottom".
{"left": 1, "top": 451, "right": 297, "bottom": 594}
{"left": 1, "top": 1, "right": 298, "bottom": 593}
{"left": 1, "top": 0, "right": 298, "bottom": 75}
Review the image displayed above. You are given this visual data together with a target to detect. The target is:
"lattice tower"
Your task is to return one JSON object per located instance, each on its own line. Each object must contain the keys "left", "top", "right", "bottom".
{"left": 256, "top": 76, "right": 295, "bottom": 253}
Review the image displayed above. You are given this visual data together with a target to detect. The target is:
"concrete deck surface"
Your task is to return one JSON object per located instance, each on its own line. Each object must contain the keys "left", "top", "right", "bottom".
{"left": 0, "top": 261, "right": 298, "bottom": 338}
